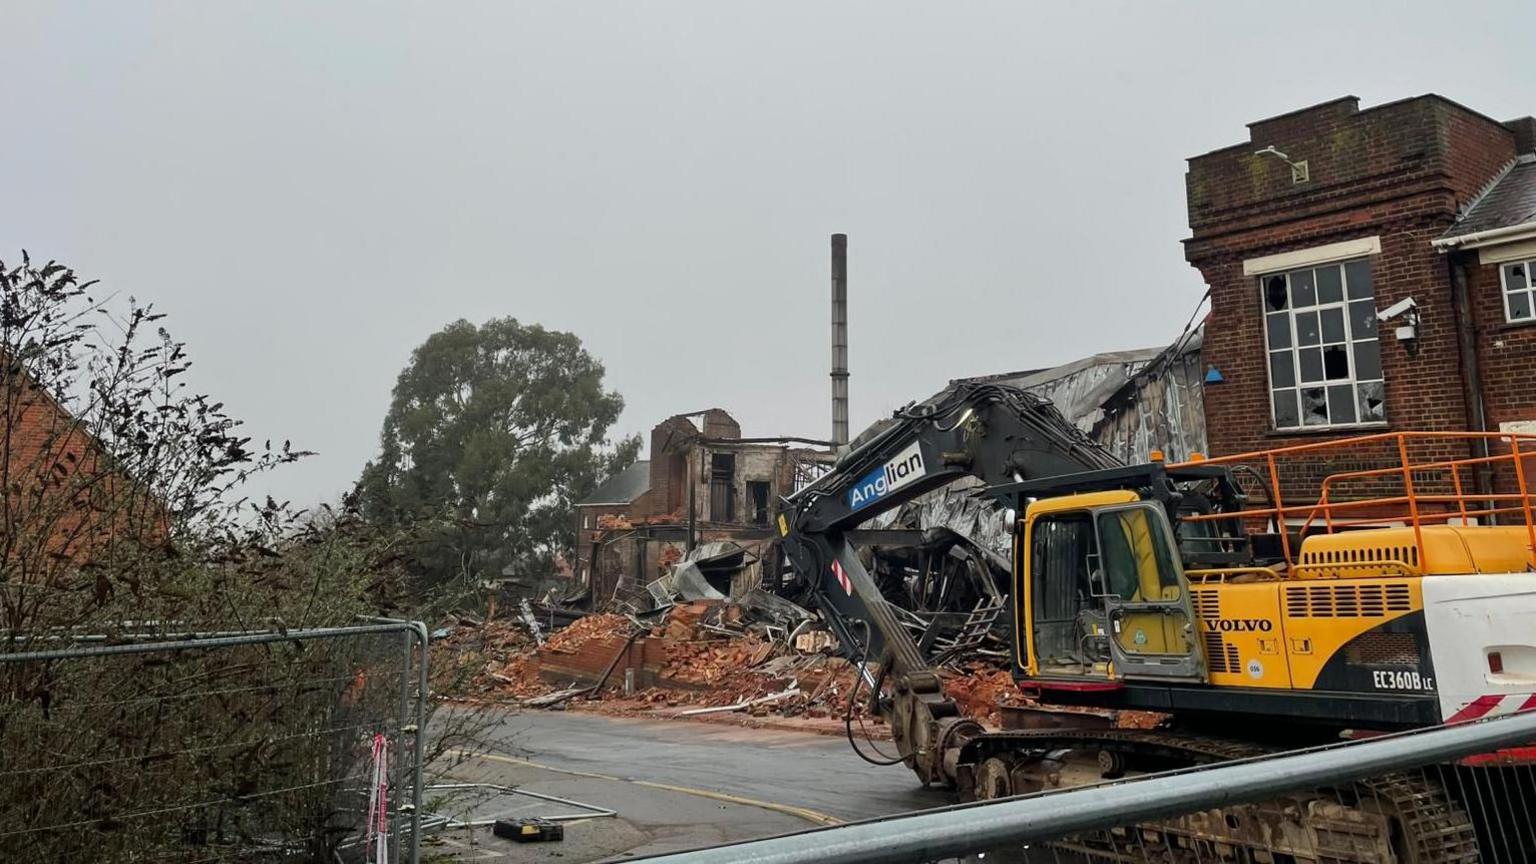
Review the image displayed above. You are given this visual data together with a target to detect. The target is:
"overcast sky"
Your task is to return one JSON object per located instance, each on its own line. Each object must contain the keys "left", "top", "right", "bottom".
{"left": 5, "top": 1, "right": 1534, "bottom": 507}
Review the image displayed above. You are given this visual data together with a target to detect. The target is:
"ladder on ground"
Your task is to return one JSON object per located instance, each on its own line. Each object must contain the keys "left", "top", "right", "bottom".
{"left": 930, "top": 599, "right": 1004, "bottom": 658}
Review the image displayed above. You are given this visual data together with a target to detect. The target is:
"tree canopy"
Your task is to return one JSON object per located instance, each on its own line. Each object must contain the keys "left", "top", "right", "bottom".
{"left": 358, "top": 317, "right": 638, "bottom": 588}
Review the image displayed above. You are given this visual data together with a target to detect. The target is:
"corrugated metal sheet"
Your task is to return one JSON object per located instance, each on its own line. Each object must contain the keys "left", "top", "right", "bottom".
{"left": 1090, "top": 327, "right": 1207, "bottom": 464}
{"left": 963, "top": 347, "right": 1165, "bottom": 436}
{"left": 875, "top": 328, "right": 1208, "bottom": 554}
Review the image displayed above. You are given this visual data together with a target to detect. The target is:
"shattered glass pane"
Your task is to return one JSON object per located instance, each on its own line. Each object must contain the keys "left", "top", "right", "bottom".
{"left": 1291, "top": 269, "right": 1316, "bottom": 307}
{"left": 1345, "top": 260, "right": 1374, "bottom": 300}
{"left": 1301, "top": 387, "right": 1329, "bottom": 426}
{"left": 1349, "top": 299, "right": 1377, "bottom": 338}
{"left": 1353, "top": 339, "right": 1382, "bottom": 379}
{"left": 1508, "top": 263, "right": 1529, "bottom": 291}
{"left": 1299, "top": 347, "right": 1323, "bottom": 382}
{"left": 1266, "top": 312, "right": 1292, "bottom": 349}
{"left": 1317, "top": 265, "right": 1344, "bottom": 304}
{"left": 1265, "top": 275, "right": 1289, "bottom": 311}
{"left": 1296, "top": 310, "right": 1320, "bottom": 346}
{"left": 1323, "top": 345, "right": 1349, "bottom": 380}
{"left": 1328, "top": 384, "right": 1357, "bottom": 424}
{"left": 1510, "top": 290, "right": 1532, "bottom": 321}
{"left": 1357, "top": 381, "right": 1386, "bottom": 422}
{"left": 1269, "top": 351, "right": 1295, "bottom": 387}
{"left": 1321, "top": 308, "right": 1345, "bottom": 343}
{"left": 1273, "top": 388, "right": 1299, "bottom": 428}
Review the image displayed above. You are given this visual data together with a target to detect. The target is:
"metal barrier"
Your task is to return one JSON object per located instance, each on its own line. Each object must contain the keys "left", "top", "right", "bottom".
{"left": 0, "top": 620, "right": 428, "bottom": 863}
{"left": 635, "top": 710, "right": 1536, "bottom": 864}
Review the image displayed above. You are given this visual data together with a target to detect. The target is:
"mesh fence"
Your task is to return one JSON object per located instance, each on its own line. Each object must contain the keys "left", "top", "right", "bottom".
{"left": 0, "top": 622, "right": 425, "bottom": 863}
{"left": 992, "top": 756, "right": 1536, "bottom": 864}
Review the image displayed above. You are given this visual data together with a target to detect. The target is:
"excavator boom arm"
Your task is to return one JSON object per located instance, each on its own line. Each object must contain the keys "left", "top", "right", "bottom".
{"left": 778, "top": 381, "right": 1119, "bottom": 784}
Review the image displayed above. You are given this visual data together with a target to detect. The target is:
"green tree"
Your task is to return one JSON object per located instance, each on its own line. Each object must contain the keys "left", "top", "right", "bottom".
{"left": 358, "top": 318, "right": 639, "bottom": 588}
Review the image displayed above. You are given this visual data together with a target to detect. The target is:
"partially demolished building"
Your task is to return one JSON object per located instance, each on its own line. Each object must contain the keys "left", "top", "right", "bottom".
{"left": 573, "top": 408, "right": 833, "bottom": 608}
{"left": 848, "top": 330, "right": 1208, "bottom": 631}
{"left": 958, "top": 329, "right": 1207, "bottom": 464}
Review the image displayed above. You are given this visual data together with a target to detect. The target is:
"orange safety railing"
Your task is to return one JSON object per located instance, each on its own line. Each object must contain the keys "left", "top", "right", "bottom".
{"left": 1170, "top": 431, "right": 1536, "bottom": 572}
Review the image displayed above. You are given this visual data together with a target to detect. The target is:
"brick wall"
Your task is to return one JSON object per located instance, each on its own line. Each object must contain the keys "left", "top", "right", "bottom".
{"left": 1463, "top": 253, "right": 1536, "bottom": 499}
{"left": 633, "top": 412, "right": 741, "bottom": 521}
{"left": 1185, "top": 95, "right": 1519, "bottom": 506}
{"left": 1468, "top": 257, "right": 1536, "bottom": 429}
{"left": 574, "top": 503, "right": 633, "bottom": 582}
{"left": 2, "top": 372, "right": 161, "bottom": 565}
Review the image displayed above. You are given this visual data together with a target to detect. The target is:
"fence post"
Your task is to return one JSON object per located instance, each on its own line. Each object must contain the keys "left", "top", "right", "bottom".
{"left": 411, "top": 621, "right": 429, "bottom": 864}
{"left": 392, "top": 628, "right": 411, "bottom": 862}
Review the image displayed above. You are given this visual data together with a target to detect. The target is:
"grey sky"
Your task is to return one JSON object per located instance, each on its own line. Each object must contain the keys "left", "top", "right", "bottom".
{"left": 5, "top": 1, "right": 1533, "bottom": 507}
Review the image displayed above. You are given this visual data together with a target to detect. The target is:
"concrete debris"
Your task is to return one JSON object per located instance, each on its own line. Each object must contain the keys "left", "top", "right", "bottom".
{"left": 518, "top": 598, "right": 546, "bottom": 645}
{"left": 437, "top": 593, "right": 1165, "bottom": 736}
{"left": 676, "top": 686, "right": 802, "bottom": 716}
{"left": 520, "top": 686, "right": 590, "bottom": 708}
{"left": 793, "top": 630, "right": 837, "bottom": 653}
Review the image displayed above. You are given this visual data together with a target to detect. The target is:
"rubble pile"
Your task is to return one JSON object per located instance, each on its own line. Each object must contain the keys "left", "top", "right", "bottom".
{"left": 483, "top": 613, "right": 632, "bottom": 698}
{"left": 661, "top": 635, "right": 775, "bottom": 687}
{"left": 542, "top": 613, "right": 632, "bottom": 652}
{"left": 942, "top": 662, "right": 1029, "bottom": 727}
{"left": 444, "top": 541, "right": 1153, "bottom": 733}
{"left": 440, "top": 599, "right": 1165, "bottom": 734}
{"left": 430, "top": 616, "right": 534, "bottom": 696}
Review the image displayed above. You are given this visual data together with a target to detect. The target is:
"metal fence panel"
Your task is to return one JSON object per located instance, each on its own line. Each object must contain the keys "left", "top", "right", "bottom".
{"left": 0, "top": 621, "right": 427, "bottom": 863}
{"left": 632, "top": 711, "right": 1536, "bottom": 864}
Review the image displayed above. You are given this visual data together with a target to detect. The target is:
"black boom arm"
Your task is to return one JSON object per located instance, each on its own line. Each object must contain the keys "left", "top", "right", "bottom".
{"left": 777, "top": 382, "right": 1119, "bottom": 785}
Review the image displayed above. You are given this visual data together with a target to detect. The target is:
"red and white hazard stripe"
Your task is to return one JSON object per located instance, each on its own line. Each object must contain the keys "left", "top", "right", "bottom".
{"left": 831, "top": 559, "right": 853, "bottom": 596}
{"left": 1445, "top": 693, "right": 1536, "bottom": 724}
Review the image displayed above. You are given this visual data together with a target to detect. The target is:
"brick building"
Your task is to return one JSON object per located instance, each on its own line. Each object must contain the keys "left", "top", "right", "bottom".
{"left": 1, "top": 361, "right": 164, "bottom": 567}
{"left": 573, "top": 409, "right": 832, "bottom": 604}
{"left": 1184, "top": 94, "right": 1536, "bottom": 509}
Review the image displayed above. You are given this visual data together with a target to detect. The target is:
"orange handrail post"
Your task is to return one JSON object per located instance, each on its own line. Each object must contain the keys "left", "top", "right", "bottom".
{"left": 1450, "top": 462, "right": 1468, "bottom": 526}
{"left": 1396, "top": 435, "right": 1426, "bottom": 568}
{"left": 1267, "top": 452, "right": 1291, "bottom": 566}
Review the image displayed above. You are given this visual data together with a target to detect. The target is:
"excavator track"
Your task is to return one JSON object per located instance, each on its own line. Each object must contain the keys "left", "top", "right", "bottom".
{"left": 958, "top": 729, "right": 1480, "bottom": 863}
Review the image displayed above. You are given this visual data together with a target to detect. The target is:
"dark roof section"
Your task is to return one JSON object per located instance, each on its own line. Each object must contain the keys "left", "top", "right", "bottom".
{"left": 578, "top": 460, "right": 651, "bottom": 506}
{"left": 1441, "top": 155, "right": 1536, "bottom": 240}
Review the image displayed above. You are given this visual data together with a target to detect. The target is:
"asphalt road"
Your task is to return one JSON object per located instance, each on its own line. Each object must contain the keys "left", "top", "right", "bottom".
{"left": 430, "top": 757, "right": 815, "bottom": 861}
{"left": 470, "top": 709, "right": 948, "bottom": 823}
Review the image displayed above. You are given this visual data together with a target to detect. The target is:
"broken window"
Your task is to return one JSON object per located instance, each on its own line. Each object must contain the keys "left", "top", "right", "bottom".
{"left": 746, "top": 480, "right": 771, "bottom": 526}
{"left": 1503, "top": 260, "right": 1536, "bottom": 323}
{"left": 708, "top": 452, "right": 736, "bottom": 522}
{"left": 1260, "top": 258, "right": 1386, "bottom": 430}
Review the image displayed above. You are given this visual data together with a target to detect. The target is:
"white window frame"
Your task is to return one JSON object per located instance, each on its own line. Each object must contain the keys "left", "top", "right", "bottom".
{"left": 1258, "top": 257, "right": 1387, "bottom": 431}
{"left": 1498, "top": 258, "right": 1536, "bottom": 324}
{"left": 1243, "top": 236, "right": 1381, "bottom": 276}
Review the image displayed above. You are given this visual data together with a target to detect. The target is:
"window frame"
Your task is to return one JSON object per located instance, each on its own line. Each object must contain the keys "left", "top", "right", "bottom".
{"left": 1499, "top": 258, "right": 1536, "bottom": 325}
{"left": 1258, "top": 257, "right": 1388, "bottom": 432}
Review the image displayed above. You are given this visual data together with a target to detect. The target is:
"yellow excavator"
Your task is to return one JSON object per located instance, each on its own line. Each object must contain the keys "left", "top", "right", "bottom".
{"left": 779, "top": 381, "right": 1536, "bottom": 862}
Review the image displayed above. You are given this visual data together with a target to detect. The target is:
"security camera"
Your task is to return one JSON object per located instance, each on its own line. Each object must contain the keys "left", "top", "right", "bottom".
{"left": 1376, "top": 297, "right": 1418, "bottom": 322}
{"left": 1376, "top": 297, "right": 1420, "bottom": 344}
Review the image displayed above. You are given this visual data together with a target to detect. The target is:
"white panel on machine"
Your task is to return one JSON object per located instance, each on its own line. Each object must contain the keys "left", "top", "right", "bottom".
{"left": 1422, "top": 573, "right": 1536, "bottom": 723}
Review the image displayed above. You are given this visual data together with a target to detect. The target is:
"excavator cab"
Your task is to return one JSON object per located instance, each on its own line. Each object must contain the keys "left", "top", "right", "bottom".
{"left": 1017, "top": 490, "right": 1205, "bottom": 684}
